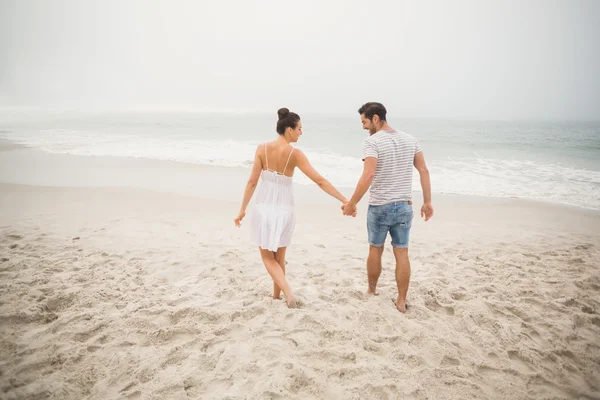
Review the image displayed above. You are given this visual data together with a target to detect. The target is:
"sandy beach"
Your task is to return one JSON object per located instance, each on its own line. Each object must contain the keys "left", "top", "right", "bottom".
{"left": 1, "top": 143, "right": 599, "bottom": 400}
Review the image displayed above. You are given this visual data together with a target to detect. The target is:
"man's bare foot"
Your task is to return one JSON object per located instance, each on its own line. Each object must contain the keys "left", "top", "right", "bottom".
{"left": 367, "top": 281, "right": 379, "bottom": 296}
{"left": 395, "top": 298, "right": 407, "bottom": 313}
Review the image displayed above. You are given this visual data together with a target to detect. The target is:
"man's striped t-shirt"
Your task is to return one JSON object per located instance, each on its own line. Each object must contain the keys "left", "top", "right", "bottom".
{"left": 362, "top": 129, "right": 422, "bottom": 206}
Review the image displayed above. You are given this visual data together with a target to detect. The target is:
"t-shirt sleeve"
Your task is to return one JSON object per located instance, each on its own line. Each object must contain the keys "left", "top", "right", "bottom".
{"left": 362, "top": 138, "right": 378, "bottom": 160}
{"left": 414, "top": 139, "right": 422, "bottom": 154}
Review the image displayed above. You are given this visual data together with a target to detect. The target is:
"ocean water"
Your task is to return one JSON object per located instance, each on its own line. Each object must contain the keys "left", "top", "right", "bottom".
{"left": 1, "top": 110, "right": 599, "bottom": 210}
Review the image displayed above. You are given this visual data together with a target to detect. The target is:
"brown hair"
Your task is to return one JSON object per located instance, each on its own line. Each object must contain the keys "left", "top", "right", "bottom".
{"left": 358, "top": 102, "right": 387, "bottom": 121}
{"left": 276, "top": 108, "right": 301, "bottom": 135}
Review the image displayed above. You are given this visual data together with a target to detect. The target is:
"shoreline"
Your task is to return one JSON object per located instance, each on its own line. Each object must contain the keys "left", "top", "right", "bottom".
{"left": 0, "top": 138, "right": 599, "bottom": 214}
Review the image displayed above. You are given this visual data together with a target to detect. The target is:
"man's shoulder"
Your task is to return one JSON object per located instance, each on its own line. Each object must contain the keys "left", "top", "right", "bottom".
{"left": 394, "top": 129, "right": 417, "bottom": 140}
{"left": 362, "top": 135, "right": 377, "bottom": 145}
{"left": 364, "top": 131, "right": 388, "bottom": 144}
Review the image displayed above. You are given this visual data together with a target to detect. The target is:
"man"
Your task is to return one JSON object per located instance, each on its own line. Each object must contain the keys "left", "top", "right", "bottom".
{"left": 342, "top": 102, "right": 433, "bottom": 313}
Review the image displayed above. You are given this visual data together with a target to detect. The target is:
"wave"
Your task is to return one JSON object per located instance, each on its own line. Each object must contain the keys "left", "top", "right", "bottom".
{"left": 2, "top": 131, "right": 599, "bottom": 210}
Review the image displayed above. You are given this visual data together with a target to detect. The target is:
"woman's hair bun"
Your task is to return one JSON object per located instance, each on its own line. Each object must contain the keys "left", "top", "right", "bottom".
{"left": 277, "top": 108, "right": 290, "bottom": 120}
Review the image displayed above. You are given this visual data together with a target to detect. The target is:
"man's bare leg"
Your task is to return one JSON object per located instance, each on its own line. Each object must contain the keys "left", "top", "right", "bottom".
{"left": 367, "top": 245, "right": 384, "bottom": 295}
{"left": 393, "top": 247, "right": 410, "bottom": 312}
{"left": 273, "top": 247, "right": 287, "bottom": 300}
{"left": 259, "top": 248, "right": 297, "bottom": 308}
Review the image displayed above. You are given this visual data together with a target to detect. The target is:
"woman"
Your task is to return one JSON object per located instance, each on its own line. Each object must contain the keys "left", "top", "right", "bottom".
{"left": 234, "top": 108, "right": 350, "bottom": 308}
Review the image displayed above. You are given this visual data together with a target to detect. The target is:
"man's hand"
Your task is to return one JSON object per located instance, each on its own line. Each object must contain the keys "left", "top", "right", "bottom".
{"left": 342, "top": 202, "right": 357, "bottom": 217}
{"left": 420, "top": 202, "right": 434, "bottom": 221}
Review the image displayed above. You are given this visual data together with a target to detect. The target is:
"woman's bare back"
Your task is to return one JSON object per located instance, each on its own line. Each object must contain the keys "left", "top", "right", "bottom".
{"left": 261, "top": 141, "right": 297, "bottom": 177}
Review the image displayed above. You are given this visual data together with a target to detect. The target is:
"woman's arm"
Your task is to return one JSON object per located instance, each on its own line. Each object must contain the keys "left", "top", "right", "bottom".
{"left": 234, "top": 146, "right": 263, "bottom": 227}
{"left": 295, "top": 149, "right": 348, "bottom": 203}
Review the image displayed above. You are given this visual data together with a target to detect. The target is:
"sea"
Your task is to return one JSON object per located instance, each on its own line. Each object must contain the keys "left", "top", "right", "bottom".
{"left": 1, "top": 110, "right": 599, "bottom": 211}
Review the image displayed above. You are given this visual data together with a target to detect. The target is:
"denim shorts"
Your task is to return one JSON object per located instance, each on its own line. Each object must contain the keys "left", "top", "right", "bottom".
{"left": 367, "top": 202, "right": 413, "bottom": 248}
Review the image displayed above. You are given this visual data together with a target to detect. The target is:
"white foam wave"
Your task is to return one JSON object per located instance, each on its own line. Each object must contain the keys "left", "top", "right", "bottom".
{"left": 430, "top": 157, "right": 600, "bottom": 210}
{"left": 2, "top": 131, "right": 599, "bottom": 210}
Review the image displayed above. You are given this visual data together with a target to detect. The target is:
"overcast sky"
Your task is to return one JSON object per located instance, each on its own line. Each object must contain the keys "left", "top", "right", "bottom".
{"left": 0, "top": 0, "right": 599, "bottom": 120}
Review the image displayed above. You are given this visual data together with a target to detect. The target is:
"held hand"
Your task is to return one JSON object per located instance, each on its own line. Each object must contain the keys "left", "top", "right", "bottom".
{"left": 420, "top": 202, "right": 434, "bottom": 221}
{"left": 341, "top": 202, "right": 357, "bottom": 217}
{"left": 233, "top": 210, "right": 246, "bottom": 227}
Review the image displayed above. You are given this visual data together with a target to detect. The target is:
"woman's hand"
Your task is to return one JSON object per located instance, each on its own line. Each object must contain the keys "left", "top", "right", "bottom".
{"left": 341, "top": 200, "right": 358, "bottom": 217}
{"left": 233, "top": 210, "right": 246, "bottom": 227}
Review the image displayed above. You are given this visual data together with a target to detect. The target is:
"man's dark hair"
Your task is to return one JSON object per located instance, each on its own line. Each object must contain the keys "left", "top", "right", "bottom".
{"left": 358, "top": 102, "right": 387, "bottom": 121}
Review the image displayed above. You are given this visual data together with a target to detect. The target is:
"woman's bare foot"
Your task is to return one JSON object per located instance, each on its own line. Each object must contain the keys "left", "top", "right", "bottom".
{"left": 286, "top": 295, "right": 299, "bottom": 308}
{"left": 273, "top": 295, "right": 281, "bottom": 300}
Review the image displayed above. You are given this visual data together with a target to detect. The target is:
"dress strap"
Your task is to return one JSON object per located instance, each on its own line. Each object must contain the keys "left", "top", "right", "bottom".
{"left": 264, "top": 143, "right": 269, "bottom": 170}
{"left": 282, "top": 148, "right": 295, "bottom": 175}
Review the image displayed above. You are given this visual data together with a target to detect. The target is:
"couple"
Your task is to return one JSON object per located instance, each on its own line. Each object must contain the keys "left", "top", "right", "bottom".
{"left": 233, "top": 103, "right": 433, "bottom": 312}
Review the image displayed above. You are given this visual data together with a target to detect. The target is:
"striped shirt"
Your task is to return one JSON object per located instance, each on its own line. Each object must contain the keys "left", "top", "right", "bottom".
{"left": 362, "top": 129, "right": 422, "bottom": 205}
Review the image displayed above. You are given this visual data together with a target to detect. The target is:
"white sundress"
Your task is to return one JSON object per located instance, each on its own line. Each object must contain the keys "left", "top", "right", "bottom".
{"left": 250, "top": 144, "right": 296, "bottom": 252}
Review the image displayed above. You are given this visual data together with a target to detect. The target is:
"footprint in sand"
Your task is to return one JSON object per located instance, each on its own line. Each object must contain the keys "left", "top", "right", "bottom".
{"left": 260, "top": 391, "right": 285, "bottom": 400}
{"left": 73, "top": 323, "right": 107, "bottom": 342}
{"left": 554, "top": 349, "right": 578, "bottom": 363}
{"left": 477, "top": 365, "right": 499, "bottom": 376}
{"left": 96, "top": 334, "right": 111, "bottom": 344}
{"left": 581, "top": 305, "right": 595, "bottom": 314}
{"left": 45, "top": 294, "right": 76, "bottom": 312}
{"left": 440, "top": 306, "right": 455, "bottom": 316}
{"left": 506, "top": 305, "right": 532, "bottom": 322}
{"left": 507, "top": 350, "right": 534, "bottom": 373}
{"left": 522, "top": 253, "right": 541, "bottom": 260}
{"left": 424, "top": 296, "right": 455, "bottom": 315}
{"left": 405, "top": 354, "right": 426, "bottom": 368}
{"left": 563, "top": 298, "right": 579, "bottom": 307}
{"left": 263, "top": 335, "right": 298, "bottom": 347}
{"left": 123, "top": 389, "right": 141, "bottom": 399}
{"left": 284, "top": 329, "right": 318, "bottom": 345}
{"left": 220, "top": 250, "right": 240, "bottom": 259}
{"left": 450, "top": 292, "right": 468, "bottom": 301}
{"left": 440, "top": 356, "right": 461, "bottom": 367}
{"left": 523, "top": 325, "right": 544, "bottom": 344}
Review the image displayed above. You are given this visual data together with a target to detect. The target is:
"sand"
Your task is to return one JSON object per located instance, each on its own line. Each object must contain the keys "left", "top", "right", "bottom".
{"left": 0, "top": 145, "right": 599, "bottom": 399}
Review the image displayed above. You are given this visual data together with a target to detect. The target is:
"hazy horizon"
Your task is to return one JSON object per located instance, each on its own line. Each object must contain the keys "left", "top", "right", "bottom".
{"left": 1, "top": 0, "right": 599, "bottom": 120}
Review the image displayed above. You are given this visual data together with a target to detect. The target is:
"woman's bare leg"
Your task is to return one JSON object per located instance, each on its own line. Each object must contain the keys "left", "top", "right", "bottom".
{"left": 259, "top": 248, "right": 297, "bottom": 308}
{"left": 273, "top": 247, "right": 287, "bottom": 299}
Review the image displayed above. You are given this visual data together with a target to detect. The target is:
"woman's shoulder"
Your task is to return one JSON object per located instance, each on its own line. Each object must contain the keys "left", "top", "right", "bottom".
{"left": 290, "top": 146, "right": 305, "bottom": 160}
{"left": 262, "top": 141, "right": 300, "bottom": 156}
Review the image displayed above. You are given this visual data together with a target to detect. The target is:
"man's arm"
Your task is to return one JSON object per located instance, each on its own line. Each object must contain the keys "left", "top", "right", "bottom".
{"left": 350, "top": 157, "right": 377, "bottom": 205}
{"left": 413, "top": 151, "right": 434, "bottom": 221}
{"left": 342, "top": 157, "right": 377, "bottom": 215}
